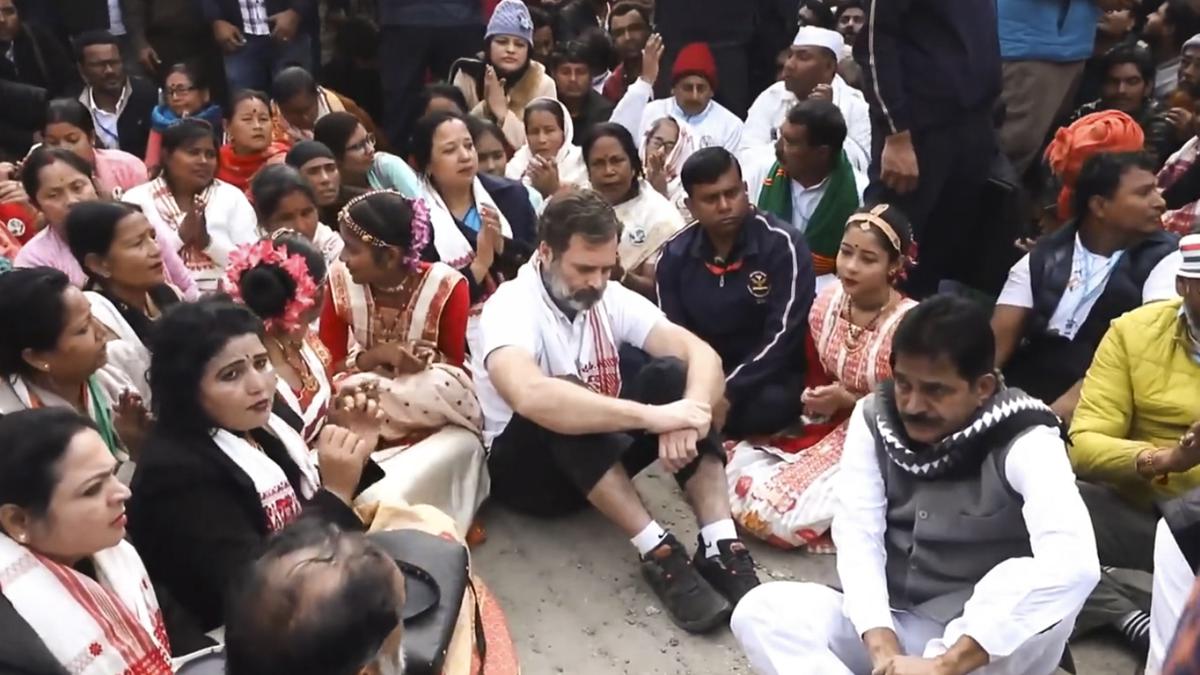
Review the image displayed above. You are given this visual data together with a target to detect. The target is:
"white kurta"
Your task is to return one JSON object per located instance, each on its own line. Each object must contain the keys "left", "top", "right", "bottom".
{"left": 610, "top": 78, "right": 744, "bottom": 153}
{"left": 739, "top": 77, "right": 872, "bottom": 173}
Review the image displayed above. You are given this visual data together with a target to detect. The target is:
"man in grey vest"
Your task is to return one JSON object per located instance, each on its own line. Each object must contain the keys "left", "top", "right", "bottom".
{"left": 731, "top": 294, "right": 1100, "bottom": 675}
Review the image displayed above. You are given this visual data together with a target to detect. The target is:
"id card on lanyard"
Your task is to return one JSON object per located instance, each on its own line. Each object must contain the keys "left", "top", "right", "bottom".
{"left": 1060, "top": 249, "right": 1123, "bottom": 338}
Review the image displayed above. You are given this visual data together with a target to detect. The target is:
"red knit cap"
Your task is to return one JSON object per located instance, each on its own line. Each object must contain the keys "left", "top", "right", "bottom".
{"left": 672, "top": 43, "right": 718, "bottom": 89}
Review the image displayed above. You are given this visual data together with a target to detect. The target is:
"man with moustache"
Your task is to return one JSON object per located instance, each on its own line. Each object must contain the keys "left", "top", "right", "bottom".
{"left": 74, "top": 30, "right": 157, "bottom": 159}
{"left": 656, "top": 147, "right": 815, "bottom": 438}
{"left": 732, "top": 294, "right": 1101, "bottom": 675}
{"left": 476, "top": 188, "right": 761, "bottom": 633}
{"left": 602, "top": 2, "right": 653, "bottom": 103}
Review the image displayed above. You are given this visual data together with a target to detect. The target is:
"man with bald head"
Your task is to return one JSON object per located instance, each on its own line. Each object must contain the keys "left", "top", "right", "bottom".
{"left": 224, "top": 519, "right": 406, "bottom": 675}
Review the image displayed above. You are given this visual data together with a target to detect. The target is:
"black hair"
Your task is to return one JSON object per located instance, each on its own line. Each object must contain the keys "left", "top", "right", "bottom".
{"left": 342, "top": 190, "right": 417, "bottom": 256}
{"left": 799, "top": 0, "right": 836, "bottom": 28}
{"left": 237, "top": 233, "right": 325, "bottom": 326}
{"left": 21, "top": 146, "right": 94, "bottom": 208}
{"left": 163, "top": 61, "right": 211, "bottom": 92}
{"left": 272, "top": 67, "right": 318, "bottom": 106}
{"left": 224, "top": 519, "right": 402, "bottom": 675}
{"left": 313, "top": 112, "right": 363, "bottom": 161}
{"left": 416, "top": 82, "right": 470, "bottom": 117}
{"left": 785, "top": 99, "right": 848, "bottom": 164}
{"left": 229, "top": 89, "right": 271, "bottom": 115}
{"left": 65, "top": 200, "right": 140, "bottom": 280}
{"left": 0, "top": 409, "right": 101, "bottom": 521}
{"left": 1101, "top": 42, "right": 1156, "bottom": 90}
{"left": 523, "top": 99, "right": 566, "bottom": 134}
{"left": 680, "top": 146, "right": 743, "bottom": 196}
{"left": 0, "top": 267, "right": 72, "bottom": 377}
{"left": 582, "top": 122, "right": 644, "bottom": 183}
{"left": 148, "top": 299, "right": 264, "bottom": 435}
{"left": 538, "top": 188, "right": 621, "bottom": 254}
{"left": 575, "top": 26, "right": 619, "bottom": 75}
{"left": 466, "top": 115, "right": 514, "bottom": 156}
{"left": 44, "top": 97, "right": 95, "bottom": 137}
{"left": 609, "top": 2, "right": 652, "bottom": 30}
{"left": 410, "top": 110, "right": 473, "bottom": 174}
{"left": 159, "top": 118, "right": 216, "bottom": 186}
{"left": 834, "top": 0, "right": 865, "bottom": 19}
{"left": 73, "top": 30, "right": 120, "bottom": 63}
{"left": 551, "top": 40, "right": 593, "bottom": 71}
{"left": 1072, "top": 151, "right": 1157, "bottom": 220}
{"left": 529, "top": 5, "right": 554, "bottom": 30}
{"left": 1166, "top": 0, "right": 1200, "bottom": 52}
{"left": 846, "top": 203, "right": 914, "bottom": 261}
{"left": 251, "top": 164, "right": 317, "bottom": 223}
{"left": 891, "top": 294, "right": 995, "bottom": 381}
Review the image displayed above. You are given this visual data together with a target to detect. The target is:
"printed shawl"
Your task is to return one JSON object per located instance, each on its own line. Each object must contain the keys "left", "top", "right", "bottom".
{"left": 757, "top": 150, "right": 859, "bottom": 275}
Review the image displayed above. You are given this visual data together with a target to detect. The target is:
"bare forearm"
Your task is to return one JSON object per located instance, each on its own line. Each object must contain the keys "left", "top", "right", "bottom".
{"left": 935, "top": 636, "right": 989, "bottom": 675}
{"left": 682, "top": 340, "right": 724, "bottom": 407}
{"left": 863, "top": 627, "right": 902, "bottom": 668}
{"left": 512, "top": 378, "right": 650, "bottom": 434}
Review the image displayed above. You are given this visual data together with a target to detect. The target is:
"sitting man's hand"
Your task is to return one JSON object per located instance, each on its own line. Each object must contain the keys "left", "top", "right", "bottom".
{"left": 658, "top": 428, "right": 699, "bottom": 473}
{"left": 645, "top": 398, "right": 711, "bottom": 435}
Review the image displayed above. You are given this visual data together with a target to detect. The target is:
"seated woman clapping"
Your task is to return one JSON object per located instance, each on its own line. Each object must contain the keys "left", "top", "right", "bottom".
{"left": 0, "top": 267, "right": 148, "bottom": 464}
{"left": 127, "top": 298, "right": 383, "bottom": 631}
{"left": 66, "top": 201, "right": 181, "bottom": 406}
{"left": 0, "top": 408, "right": 211, "bottom": 674}
{"left": 505, "top": 98, "right": 588, "bottom": 198}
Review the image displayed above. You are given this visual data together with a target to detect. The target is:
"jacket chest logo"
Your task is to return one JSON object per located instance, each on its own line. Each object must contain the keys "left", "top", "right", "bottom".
{"left": 747, "top": 270, "right": 770, "bottom": 299}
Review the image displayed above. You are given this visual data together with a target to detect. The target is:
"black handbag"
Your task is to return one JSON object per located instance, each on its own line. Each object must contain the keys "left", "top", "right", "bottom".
{"left": 367, "top": 529, "right": 483, "bottom": 675}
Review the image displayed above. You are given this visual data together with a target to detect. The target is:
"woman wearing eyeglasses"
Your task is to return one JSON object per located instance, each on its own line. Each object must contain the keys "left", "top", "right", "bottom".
{"left": 143, "top": 63, "right": 224, "bottom": 173}
{"left": 314, "top": 111, "right": 421, "bottom": 202}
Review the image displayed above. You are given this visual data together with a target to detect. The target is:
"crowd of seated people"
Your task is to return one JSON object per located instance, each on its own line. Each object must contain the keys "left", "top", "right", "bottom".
{"left": 9, "top": 0, "right": 1200, "bottom": 672}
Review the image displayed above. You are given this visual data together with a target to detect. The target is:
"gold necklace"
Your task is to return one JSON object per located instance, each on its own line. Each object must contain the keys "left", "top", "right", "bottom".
{"left": 272, "top": 337, "right": 318, "bottom": 394}
{"left": 842, "top": 291, "right": 893, "bottom": 353}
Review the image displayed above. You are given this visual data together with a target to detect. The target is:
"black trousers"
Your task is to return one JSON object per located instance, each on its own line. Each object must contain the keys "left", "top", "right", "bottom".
{"left": 487, "top": 357, "right": 725, "bottom": 517}
{"left": 867, "top": 107, "right": 997, "bottom": 298}
{"left": 379, "top": 23, "right": 484, "bottom": 150}
{"left": 724, "top": 373, "right": 803, "bottom": 439}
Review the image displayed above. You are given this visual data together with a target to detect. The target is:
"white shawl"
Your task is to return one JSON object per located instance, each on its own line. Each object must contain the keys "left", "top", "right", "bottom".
{"left": 273, "top": 338, "right": 332, "bottom": 443}
{"left": 614, "top": 180, "right": 688, "bottom": 272}
{"left": 211, "top": 413, "right": 321, "bottom": 533}
{"left": 504, "top": 97, "right": 590, "bottom": 191}
{"left": 86, "top": 291, "right": 153, "bottom": 405}
{"left": 0, "top": 535, "right": 172, "bottom": 675}
{"left": 639, "top": 116, "right": 699, "bottom": 221}
{"left": 421, "top": 176, "right": 514, "bottom": 270}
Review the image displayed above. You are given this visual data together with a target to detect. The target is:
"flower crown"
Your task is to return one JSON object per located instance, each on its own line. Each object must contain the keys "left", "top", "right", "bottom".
{"left": 338, "top": 190, "right": 431, "bottom": 272}
{"left": 224, "top": 239, "right": 319, "bottom": 333}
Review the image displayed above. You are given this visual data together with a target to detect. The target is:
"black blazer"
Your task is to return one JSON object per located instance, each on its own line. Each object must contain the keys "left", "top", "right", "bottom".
{"left": 0, "top": 22, "right": 79, "bottom": 96}
{"left": 111, "top": 75, "right": 158, "bottom": 161}
{"left": 127, "top": 419, "right": 382, "bottom": 631}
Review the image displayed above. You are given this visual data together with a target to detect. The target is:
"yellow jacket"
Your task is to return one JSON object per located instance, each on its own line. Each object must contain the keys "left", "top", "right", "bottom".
{"left": 1070, "top": 298, "right": 1200, "bottom": 510}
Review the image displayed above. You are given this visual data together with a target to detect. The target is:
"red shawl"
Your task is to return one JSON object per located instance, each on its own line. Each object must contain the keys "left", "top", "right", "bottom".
{"left": 217, "top": 142, "right": 291, "bottom": 194}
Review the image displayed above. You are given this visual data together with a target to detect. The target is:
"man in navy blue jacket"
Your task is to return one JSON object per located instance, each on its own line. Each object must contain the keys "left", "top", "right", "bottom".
{"left": 201, "top": 0, "right": 313, "bottom": 94}
{"left": 853, "top": 0, "right": 1001, "bottom": 298}
{"left": 656, "top": 147, "right": 816, "bottom": 438}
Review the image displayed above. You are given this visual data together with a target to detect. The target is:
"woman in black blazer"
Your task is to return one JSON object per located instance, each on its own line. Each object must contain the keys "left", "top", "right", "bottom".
{"left": 127, "top": 298, "right": 382, "bottom": 631}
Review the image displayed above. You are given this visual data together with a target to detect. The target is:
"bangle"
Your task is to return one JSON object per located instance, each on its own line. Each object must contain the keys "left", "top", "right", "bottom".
{"left": 346, "top": 351, "right": 362, "bottom": 372}
{"left": 1136, "top": 449, "right": 1159, "bottom": 479}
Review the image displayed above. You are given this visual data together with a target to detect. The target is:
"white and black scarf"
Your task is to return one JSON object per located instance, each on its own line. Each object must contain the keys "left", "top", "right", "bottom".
{"left": 874, "top": 382, "right": 1063, "bottom": 480}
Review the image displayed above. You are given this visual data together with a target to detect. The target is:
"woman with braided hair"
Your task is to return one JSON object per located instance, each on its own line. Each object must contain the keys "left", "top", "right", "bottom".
{"left": 317, "top": 190, "right": 488, "bottom": 532}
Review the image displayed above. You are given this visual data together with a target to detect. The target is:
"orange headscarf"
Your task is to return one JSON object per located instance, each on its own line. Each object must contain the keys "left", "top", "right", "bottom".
{"left": 1044, "top": 110, "right": 1145, "bottom": 221}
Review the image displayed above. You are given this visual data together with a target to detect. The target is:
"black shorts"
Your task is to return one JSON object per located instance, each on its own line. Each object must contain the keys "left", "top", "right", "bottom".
{"left": 486, "top": 357, "right": 725, "bottom": 517}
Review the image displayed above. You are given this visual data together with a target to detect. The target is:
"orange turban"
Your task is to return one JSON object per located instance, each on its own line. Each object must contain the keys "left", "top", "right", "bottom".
{"left": 1044, "top": 110, "right": 1145, "bottom": 221}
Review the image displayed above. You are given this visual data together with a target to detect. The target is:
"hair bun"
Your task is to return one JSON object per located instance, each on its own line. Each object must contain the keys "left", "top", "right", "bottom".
{"left": 237, "top": 264, "right": 296, "bottom": 320}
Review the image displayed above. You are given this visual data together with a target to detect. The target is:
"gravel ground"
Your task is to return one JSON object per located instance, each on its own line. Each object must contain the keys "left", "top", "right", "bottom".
{"left": 473, "top": 467, "right": 1141, "bottom": 675}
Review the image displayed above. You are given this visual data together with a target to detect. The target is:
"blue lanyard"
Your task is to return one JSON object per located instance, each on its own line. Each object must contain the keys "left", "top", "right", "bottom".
{"left": 1063, "top": 249, "right": 1123, "bottom": 332}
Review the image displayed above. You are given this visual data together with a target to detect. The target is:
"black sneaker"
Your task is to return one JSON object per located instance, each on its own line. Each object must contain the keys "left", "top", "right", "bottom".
{"left": 640, "top": 534, "right": 732, "bottom": 633}
{"left": 693, "top": 536, "right": 761, "bottom": 606}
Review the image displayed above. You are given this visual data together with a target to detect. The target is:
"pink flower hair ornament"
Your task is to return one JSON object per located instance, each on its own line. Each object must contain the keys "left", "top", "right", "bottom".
{"left": 223, "top": 240, "right": 319, "bottom": 333}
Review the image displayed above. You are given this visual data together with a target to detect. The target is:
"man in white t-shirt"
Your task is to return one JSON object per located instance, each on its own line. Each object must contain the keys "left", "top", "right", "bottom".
{"left": 991, "top": 151, "right": 1180, "bottom": 422}
{"left": 475, "top": 189, "right": 761, "bottom": 633}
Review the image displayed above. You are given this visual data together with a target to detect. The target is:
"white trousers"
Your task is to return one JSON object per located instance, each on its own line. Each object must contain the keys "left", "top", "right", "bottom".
{"left": 731, "top": 583, "right": 1074, "bottom": 675}
{"left": 1147, "top": 518, "right": 1196, "bottom": 675}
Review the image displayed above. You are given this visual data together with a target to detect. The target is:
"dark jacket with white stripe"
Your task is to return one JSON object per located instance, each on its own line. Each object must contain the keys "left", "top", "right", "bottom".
{"left": 853, "top": 0, "right": 1001, "bottom": 134}
{"left": 655, "top": 208, "right": 815, "bottom": 403}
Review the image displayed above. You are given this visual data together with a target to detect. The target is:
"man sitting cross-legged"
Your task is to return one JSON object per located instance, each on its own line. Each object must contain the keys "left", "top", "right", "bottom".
{"left": 476, "top": 188, "right": 761, "bottom": 633}
{"left": 732, "top": 294, "right": 1100, "bottom": 675}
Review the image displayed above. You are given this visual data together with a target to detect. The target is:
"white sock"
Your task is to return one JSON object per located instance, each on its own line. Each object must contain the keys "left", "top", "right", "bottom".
{"left": 700, "top": 519, "right": 738, "bottom": 559}
{"left": 630, "top": 521, "right": 669, "bottom": 556}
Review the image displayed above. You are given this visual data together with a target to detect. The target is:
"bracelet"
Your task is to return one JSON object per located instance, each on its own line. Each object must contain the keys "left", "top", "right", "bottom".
{"left": 345, "top": 351, "right": 362, "bottom": 372}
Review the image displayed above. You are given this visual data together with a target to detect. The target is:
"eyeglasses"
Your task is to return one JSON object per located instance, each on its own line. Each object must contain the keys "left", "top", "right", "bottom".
{"left": 166, "top": 85, "right": 198, "bottom": 98}
{"left": 346, "top": 134, "right": 376, "bottom": 154}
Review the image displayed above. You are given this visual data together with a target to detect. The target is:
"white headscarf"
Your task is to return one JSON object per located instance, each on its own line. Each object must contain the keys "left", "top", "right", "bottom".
{"left": 505, "top": 97, "right": 589, "bottom": 189}
{"left": 639, "top": 116, "right": 699, "bottom": 221}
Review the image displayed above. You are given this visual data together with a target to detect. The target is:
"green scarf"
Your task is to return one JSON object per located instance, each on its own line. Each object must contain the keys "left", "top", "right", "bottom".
{"left": 756, "top": 150, "right": 860, "bottom": 274}
{"left": 85, "top": 376, "right": 121, "bottom": 457}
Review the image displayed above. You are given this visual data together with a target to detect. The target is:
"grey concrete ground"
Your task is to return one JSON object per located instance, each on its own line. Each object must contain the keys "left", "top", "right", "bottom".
{"left": 474, "top": 468, "right": 1140, "bottom": 675}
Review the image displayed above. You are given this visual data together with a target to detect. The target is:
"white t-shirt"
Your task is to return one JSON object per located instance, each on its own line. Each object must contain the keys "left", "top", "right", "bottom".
{"left": 997, "top": 236, "right": 1181, "bottom": 340}
{"left": 473, "top": 260, "right": 664, "bottom": 446}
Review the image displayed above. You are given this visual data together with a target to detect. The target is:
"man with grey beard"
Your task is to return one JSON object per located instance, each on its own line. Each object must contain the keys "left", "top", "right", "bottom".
{"left": 474, "top": 188, "right": 761, "bottom": 635}
{"left": 223, "top": 518, "right": 406, "bottom": 675}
